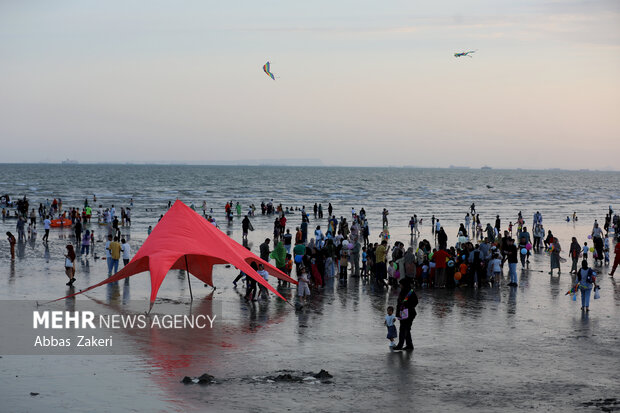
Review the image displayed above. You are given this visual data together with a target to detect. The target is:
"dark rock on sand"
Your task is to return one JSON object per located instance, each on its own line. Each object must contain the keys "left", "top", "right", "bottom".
{"left": 269, "top": 373, "right": 303, "bottom": 383}
{"left": 181, "top": 373, "right": 216, "bottom": 385}
{"left": 198, "top": 373, "right": 215, "bottom": 384}
{"left": 313, "top": 369, "right": 332, "bottom": 379}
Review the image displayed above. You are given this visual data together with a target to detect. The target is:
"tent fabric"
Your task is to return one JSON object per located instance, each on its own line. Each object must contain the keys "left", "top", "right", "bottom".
{"left": 52, "top": 200, "right": 297, "bottom": 303}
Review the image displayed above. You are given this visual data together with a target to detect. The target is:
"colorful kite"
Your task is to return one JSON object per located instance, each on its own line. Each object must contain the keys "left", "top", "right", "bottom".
{"left": 454, "top": 50, "right": 476, "bottom": 58}
{"left": 263, "top": 61, "right": 275, "bottom": 80}
{"left": 565, "top": 284, "right": 580, "bottom": 295}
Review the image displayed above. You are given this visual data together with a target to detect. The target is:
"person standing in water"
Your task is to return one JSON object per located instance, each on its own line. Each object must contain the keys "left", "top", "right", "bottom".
{"left": 121, "top": 238, "right": 131, "bottom": 267}
{"left": 80, "top": 230, "right": 90, "bottom": 256}
{"left": 64, "top": 244, "right": 76, "bottom": 286}
{"left": 506, "top": 238, "right": 518, "bottom": 286}
{"left": 569, "top": 237, "right": 581, "bottom": 274}
{"left": 549, "top": 237, "right": 562, "bottom": 275}
{"left": 393, "top": 278, "right": 418, "bottom": 351}
{"left": 241, "top": 215, "right": 252, "bottom": 241}
{"left": 260, "top": 238, "right": 271, "bottom": 263}
{"left": 609, "top": 241, "right": 620, "bottom": 276}
{"left": 385, "top": 306, "right": 397, "bottom": 348}
{"left": 464, "top": 213, "right": 471, "bottom": 236}
{"left": 108, "top": 236, "right": 122, "bottom": 275}
{"left": 577, "top": 260, "right": 596, "bottom": 311}
{"left": 6, "top": 231, "right": 16, "bottom": 260}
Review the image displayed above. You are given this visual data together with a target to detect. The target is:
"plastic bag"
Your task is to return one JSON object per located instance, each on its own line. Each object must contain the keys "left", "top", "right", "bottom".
{"left": 594, "top": 288, "right": 600, "bottom": 300}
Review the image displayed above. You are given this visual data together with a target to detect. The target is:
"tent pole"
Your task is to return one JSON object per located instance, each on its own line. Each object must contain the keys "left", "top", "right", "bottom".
{"left": 185, "top": 255, "right": 193, "bottom": 302}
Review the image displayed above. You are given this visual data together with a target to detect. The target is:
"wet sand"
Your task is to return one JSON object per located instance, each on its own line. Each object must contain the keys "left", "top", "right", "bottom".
{"left": 1, "top": 220, "right": 619, "bottom": 412}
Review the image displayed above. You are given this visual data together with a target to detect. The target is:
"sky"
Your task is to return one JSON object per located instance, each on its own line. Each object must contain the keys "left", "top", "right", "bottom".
{"left": 1, "top": 0, "right": 619, "bottom": 169}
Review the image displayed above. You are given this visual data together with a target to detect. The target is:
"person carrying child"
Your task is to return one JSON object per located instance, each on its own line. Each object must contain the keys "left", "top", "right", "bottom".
{"left": 393, "top": 278, "right": 418, "bottom": 351}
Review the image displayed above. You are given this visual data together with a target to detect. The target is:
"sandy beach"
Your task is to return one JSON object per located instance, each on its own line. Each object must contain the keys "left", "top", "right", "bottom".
{"left": 1, "top": 214, "right": 619, "bottom": 412}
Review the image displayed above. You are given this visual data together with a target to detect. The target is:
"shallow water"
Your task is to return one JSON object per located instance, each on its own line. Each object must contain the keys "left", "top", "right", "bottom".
{"left": 0, "top": 165, "right": 619, "bottom": 412}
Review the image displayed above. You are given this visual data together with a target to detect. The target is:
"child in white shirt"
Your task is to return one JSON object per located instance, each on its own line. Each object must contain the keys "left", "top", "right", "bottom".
{"left": 582, "top": 242, "right": 588, "bottom": 261}
{"left": 297, "top": 266, "right": 311, "bottom": 304}
{"left": 385, "top": 306, "right": 397, "bottom": 347}
{"left": 489, "top": 253, "right": 502, "bottom": 287}
{"left": 257, "top": 264, "right": 270, "bottom": 299}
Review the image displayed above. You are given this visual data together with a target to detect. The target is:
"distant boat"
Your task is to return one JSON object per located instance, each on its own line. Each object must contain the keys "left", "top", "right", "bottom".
{"left": 486, "top": 185, "right": 493, "bottom": 189}
{"left": 61, "top": 159, "right": 78, "bottom": 164}
{"left": 481, "top": 166, "right": 492, "bottom": 170}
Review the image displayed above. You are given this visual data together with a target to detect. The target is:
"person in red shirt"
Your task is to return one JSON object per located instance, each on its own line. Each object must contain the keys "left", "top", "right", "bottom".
{"left": 609, "top": 242, "right": 620, "bottom": 276}
{"left": 279, "top": 215, "right": 287, "bottom": 236}
{"left": 433, "top": 248, "right": 451, "bottom": 288}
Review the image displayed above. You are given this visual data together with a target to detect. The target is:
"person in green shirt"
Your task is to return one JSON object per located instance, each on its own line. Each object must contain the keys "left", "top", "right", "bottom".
{"left": 270, "top": 241, "right": 287, "bottom": 286}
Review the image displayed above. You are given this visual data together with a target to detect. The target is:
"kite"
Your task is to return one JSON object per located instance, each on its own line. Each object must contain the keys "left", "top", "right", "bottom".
{"left": 565, "top": 284, "right": 580, "bottom": 295}
{"left": 263, "top": 61, "right": 275, "bottom": 80}
{"left": 454, "top": 50, "right": 476, "bottom": 58}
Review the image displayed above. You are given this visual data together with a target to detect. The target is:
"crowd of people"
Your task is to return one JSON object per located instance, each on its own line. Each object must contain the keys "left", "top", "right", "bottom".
{"left": 225, "top": 202, "right": 616, "bottom": 349}
{"left": 3, "top": 195, "right": 134, "bottom": 289}
{"left": 233, "top": 203, "right": 618, "bottom": 294}
{"left": 4, "top": 193, "right": 620, "bottom": 347}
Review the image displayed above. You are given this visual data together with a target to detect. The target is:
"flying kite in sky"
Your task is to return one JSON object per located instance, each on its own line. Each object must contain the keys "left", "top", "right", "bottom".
{"left": 454, "top": 50, "right": 477, "bottom": 58}
{"left": 263, "top": 61, "right": 275, "bottom": 80}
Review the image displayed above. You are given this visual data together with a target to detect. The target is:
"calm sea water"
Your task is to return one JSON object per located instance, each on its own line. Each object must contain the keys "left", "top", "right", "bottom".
{"left": 1, "top": 164, "right": 618, "bottom": 233}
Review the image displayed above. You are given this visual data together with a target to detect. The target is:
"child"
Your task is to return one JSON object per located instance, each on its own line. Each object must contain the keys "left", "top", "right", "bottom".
{"left": 257, "top": 264, "right": 270, "bottom": 299}
{"left": 582, "top": 242, "right": 588, "bottom": 261}
{"left": 421, "top": 259, "right": 429, "bottom": 288}
{"left": 285, "top": 254, "right": 293, "bottom": 276}
{"left": 297, "top": 265, "right": 311, "bottom": 304}
{"left": 604, "top": 237, "right": 610, "bottom": 266}
{"left": 339, "top": 248, "right": 349, "bottom": 283}
{"left": 604, "top": 249, "right": 610, "bottom": 266}
{"left": 284, "top": 254, "right": 293, "bottom": 287}
{"left": 489, "top": 253, "right": 502, "bottom": 287}
{"left": 361, "top": 246, "right": 368, "bottom": 278}
{"left": 385, "top": 306, "right": 397, "bottom": 347}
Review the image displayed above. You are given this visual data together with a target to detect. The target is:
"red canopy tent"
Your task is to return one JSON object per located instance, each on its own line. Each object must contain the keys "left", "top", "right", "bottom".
{"left": 53, "top": 200, "right": 296, "bottom": 304}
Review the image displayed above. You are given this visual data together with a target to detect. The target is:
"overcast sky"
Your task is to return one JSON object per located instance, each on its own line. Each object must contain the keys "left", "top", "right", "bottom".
{"left": 1, "top": 0, "right": 619, "bottom": 169}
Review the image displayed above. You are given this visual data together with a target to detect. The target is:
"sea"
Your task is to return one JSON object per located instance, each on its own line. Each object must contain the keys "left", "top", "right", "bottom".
{"left": 2, "top": 164, "right": 618, "bottom": 233}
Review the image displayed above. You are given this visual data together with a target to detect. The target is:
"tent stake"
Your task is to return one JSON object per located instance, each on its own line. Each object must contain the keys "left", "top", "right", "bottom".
{"left": 185, "top": 255, "right": 193, "bottom": 302}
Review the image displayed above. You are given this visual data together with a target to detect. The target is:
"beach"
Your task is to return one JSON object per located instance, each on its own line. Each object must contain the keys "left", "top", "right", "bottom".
{"left": 1, "top": 165, "right": 619, "bottom": 412}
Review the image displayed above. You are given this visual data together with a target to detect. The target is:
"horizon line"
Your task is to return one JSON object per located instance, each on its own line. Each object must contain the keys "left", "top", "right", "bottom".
{"left": 0, "top": 162, "right": 618, "bottom": 173}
